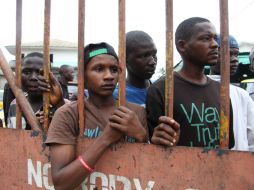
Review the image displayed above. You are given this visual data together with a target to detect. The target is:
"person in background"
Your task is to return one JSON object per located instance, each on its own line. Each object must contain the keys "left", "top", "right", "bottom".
{"left": 210, "top": 34, "right": 254, "bottom": 151}
{"left": 46, "top": 42, "right": 148, "bottom": 190}
{"left": 58, "top": 65, "right": 75, "bottom": 99}
{"left": 244, "top": 47, "right": 254, "bottom": 100}
{"left": 7, "top": 52, "right": 64, "bottom": 129}
{"left": 232, "top": 46, "right": 254, "bottom": 83}
{"left": 3, "top": 82, "right": 15, "bottom": 126}
{"left": 146, "top": 17, "right": 235, "bottom": 149}
{"left": 114, "top": 30, "right": 157, "bottom": 106}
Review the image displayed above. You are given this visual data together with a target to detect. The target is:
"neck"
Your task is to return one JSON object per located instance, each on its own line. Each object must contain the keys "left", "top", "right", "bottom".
{"left": 59, "top": 77, "right": 68, "bottom": 85}
{"left": 27, "top": 95, "right": 43, "bottom": 112}
{"left": 87, "top": 94, "right": 115, "bottom": 109}
{"left": 126, "top": 74, "right": 150, "bottom": 89}
{"left": 210, "top": 70, "right": 220, "bottom": 75}
{"left": 179, "top": 61, "right": 207, "bottom": 84}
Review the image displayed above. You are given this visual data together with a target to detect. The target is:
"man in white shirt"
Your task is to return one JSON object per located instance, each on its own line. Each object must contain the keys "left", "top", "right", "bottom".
{"left": 210, "top": 34, "right": 254, "bottom": 151}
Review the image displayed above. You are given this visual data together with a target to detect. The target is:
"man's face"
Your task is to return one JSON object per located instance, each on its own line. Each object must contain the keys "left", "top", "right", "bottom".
{"left": 85, "top": 54, "right": 119, "bottom": 97}
{"left": 21, "top": 56, "right": 43, "bottom": 96}
{"left": 183, "top": 22, "right": 219, "bottom": 67}
{"left": 229, "top": 48, "right": 239, "bottom": 75}
{"left": 211, "top": 47, "right": 239, "bottom": 75}
{"left": 63, "top": 67, "right": 74, "bottom": 82}
{"left": 127, "top": 40, "right": 157, "bottom": 80}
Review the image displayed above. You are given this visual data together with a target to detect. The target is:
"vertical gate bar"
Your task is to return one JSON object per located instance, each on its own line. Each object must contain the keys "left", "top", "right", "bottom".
{"left": 15, "top": 0, "right": 22, "bottom": 129}
{"left": 165, "top": 0, "right": 174, "bottom": 117}
{"left": 118, "top": 0, "right": 126, "bottom": 106}
{"left": 43, "top": 0, "right": 51, "bottom": 132}
{"left": 219, "top": 0, "right": 230, "bottom": 148}
{"left": 78, "top": 0, "right": 85, "bottom": 136}
{"left": 0, "top": 50, "right": 41, "bottom": 131}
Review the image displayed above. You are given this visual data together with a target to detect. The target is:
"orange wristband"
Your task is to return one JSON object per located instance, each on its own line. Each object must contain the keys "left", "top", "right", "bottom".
{"left": 78, "top": 156, "right": 94, "bottom": 173}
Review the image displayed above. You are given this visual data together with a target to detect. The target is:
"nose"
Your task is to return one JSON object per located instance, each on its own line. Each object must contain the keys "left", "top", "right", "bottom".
{"left": 30, "top": 71, "right": 39, "bottom": 81}
{"left": 230, "top": 55, "right": 238, "bottom": 63}
{"left": 211, "top": 38, "right": 218, "bottom": 49}
{"left": 104, "top": 69, "right": 114, "bottom": 80}
{"left": 148, "top": 56, "right": 157, "bottom": 66}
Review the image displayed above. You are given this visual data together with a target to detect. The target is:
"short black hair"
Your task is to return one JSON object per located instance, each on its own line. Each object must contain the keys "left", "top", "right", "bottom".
{"left": 23, "top": 52, "right": 43, "bottom": 59}
{"left": 59, "top": 65, "right": 72, "bottom": 75}
{"left": 126, "top": 30, "right": 153, "bottom": 57}
{"left": 175, "top": 17, "right": 210, "bottom": 50}
{"left": 22, "top": 52, "right": 43, "bottom": 65}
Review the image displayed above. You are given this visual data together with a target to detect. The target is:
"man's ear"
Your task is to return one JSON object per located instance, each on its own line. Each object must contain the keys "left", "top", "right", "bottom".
{"left": 176, "top": 40, "right": 186, "bottom": 54}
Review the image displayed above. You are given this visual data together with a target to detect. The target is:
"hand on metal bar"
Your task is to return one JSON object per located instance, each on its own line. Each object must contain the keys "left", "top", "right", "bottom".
{"left": 151, "top": 116, "right": 180, "bottom": 146}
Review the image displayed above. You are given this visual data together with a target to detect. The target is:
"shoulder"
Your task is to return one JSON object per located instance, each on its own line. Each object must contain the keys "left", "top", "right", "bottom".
{"left": 54, "top": 101, "right": 79, "bottom": 120}
{"left": 230, "top": 85, "right": 254, "bottom": 105}
{"left": 207, "top": 77, "right": 220, "bottom": 88}
{"left": 47, "top": 101, "right": 79, "bottom": 145}
{"left": 58, "top": 101, "right": 78, "bottom": 111}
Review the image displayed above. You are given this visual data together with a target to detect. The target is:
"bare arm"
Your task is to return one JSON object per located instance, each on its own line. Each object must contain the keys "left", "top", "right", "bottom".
{"left": 50, "top": 124, "right": 122, "bottom": 190}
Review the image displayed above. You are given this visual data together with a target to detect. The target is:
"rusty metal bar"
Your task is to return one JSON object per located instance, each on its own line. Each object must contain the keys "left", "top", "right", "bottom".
{"left": 15, "top": 0, "right": 22, "bottom": 129}
{"left": 165, "top": 0, "right": 174, "bottom": 117}
{"left": 78, "top": 0, "right": 85, "bottom": 136}
{"left": 219, "top": 0, "right": 230, "bottom": 148}
{"left": 118, "top": 0, "right": 126, "bottom": 106}
{"left": 43, "top": 0, "right": 51, "bottom": 132}
{"left": 0, "top": 50, "right": 41, "bottom": 131}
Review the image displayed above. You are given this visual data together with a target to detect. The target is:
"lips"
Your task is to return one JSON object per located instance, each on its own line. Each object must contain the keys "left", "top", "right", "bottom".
{"left": 208, "top": 51, "right": 219, "bottom": 58}
{"left": 145, "top": 68, "right": 156, "bottom": 75}
{"left": 101, "top": 84, "right": 115, "bottom": 90}
{"left": 28, "top": 85, "right": 39, "bottom": 91}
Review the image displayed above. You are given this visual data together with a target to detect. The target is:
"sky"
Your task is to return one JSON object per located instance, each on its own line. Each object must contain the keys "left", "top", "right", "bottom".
{"left": 1, "top": 0, "right": 254, "bottom": 77}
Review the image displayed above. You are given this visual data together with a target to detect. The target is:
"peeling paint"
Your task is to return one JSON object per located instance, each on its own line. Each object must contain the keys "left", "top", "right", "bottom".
{"left": 202, "top": 147, "right": 212, "bottom": 153}
{"left": 216, "top": 149, "right": 229, "bottom": 156}
{"left": 31, "top": 130, "right": 40, "bottom": 137}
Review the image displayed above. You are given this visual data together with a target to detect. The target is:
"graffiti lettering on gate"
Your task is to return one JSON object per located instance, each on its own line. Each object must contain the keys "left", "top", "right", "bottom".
{"left": 27, "top": 159, "right": 155, "bottom": 190}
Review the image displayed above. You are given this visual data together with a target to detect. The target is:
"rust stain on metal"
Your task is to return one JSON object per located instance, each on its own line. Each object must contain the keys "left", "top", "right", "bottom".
{"left": 118, "top": 0, "right": 126, "bottom": 106}
{"left": 219, "top": 0, "right": 230, "bottom": 148}
{"left": 43, "top": 0, "right": 51, "bottom": 132}
{"left": 78, "top": 0, "right": 85, "bottom": 136}
{"left": 220, "top": 110, "right": 230, "bottom": 147}
{"left": 132, "top": 155, "right": 136, "bottom": 168}
{"left": 15, "top": 0, "right": 22, "bottom": 129}
{"left": 165, "top": 0, "right": 174, "bottom": 117}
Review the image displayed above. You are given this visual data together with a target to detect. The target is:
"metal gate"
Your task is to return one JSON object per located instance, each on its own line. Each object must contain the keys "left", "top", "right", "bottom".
{"left": 0, "top": 0, "right": 254, "bottom": 189}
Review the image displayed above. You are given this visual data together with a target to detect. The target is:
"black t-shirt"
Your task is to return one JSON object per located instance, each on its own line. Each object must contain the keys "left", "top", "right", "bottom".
{"left": 146, "top": 72, "right": 234, "bottom": 149}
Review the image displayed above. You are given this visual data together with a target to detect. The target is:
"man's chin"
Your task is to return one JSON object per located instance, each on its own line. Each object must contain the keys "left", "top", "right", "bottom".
{"left": 28, "top": 90, "right": 42, "bottom": 97}
{"left": 205, "top": 61, "right": 217, "bottom": 66}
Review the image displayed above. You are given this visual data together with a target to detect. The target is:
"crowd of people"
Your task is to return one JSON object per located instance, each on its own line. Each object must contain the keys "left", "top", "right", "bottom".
{"left": 1, "top": 16, "right": 254, "bottom": 189}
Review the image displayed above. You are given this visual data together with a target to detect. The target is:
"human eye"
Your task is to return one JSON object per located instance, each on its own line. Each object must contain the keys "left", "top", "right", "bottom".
{"left": 201, "top": 36, "right": 210, "bottom": 41}
{"left": 22, "top": 69, "right": 31, "bottom": 75}
{"left": 94, "top": 65, "right": 103, "bottom": 72}
{"left": 111, "top": 66, "right": 119, "bottom": 73}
